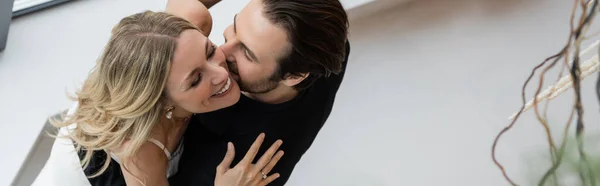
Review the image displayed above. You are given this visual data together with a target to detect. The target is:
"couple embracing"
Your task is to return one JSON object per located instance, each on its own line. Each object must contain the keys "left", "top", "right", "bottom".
{"left": 35, "top": 0, "right": 349, "bottom": 185}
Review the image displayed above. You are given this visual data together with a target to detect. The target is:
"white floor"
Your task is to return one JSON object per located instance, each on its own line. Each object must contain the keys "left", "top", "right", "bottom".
{"left": 287, "top": 0, "right": 600, "bottom": 185}
{"left": 2, "top": 0, "right": 600, "bottom": 185}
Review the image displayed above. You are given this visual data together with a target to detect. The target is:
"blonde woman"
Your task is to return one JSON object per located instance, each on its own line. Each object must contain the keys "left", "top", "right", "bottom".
{"left": 34, "top": 10, "right": 283, "bottom": 186}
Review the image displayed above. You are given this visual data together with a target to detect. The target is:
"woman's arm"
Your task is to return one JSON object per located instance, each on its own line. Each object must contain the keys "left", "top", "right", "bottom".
{"left": 166, "top": 0, "right": 213, "bottom": 36}
{"left": 119, "top": 141, "right": 170, "bottom": 186}
{"left": 198, "top": 0, "right": 221, "bottom": 9}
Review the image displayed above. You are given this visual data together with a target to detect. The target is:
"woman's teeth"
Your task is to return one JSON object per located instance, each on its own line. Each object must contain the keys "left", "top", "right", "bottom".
{"left": 213, "top": 78, "right": 231, "bottom": 96}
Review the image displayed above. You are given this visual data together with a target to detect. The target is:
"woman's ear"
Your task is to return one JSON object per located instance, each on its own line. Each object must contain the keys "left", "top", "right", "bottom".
{"left": 166, "top": 0, "right": 213, "bottom": 36}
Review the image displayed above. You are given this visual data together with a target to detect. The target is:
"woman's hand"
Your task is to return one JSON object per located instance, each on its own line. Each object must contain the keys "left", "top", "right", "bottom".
{"left": 215, "top": 133, "right": 285, "bottom": 186}
{"left": 165, "top": 0, "right": 213, "bottom": 35}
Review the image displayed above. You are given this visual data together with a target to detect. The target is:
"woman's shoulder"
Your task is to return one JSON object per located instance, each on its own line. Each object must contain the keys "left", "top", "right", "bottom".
{"left": 115, "top": 138, "right": 170, "bottom": 185}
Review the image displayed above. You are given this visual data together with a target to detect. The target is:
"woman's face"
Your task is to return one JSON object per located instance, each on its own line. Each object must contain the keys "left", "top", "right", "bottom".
{"left": 165, "top": 29, "right": 240, "bottom": 116}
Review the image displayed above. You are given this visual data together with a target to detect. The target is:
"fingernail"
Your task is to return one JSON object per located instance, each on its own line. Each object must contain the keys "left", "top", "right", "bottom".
{"left": 228, "top": 142, "right": 233, "bottom": 149}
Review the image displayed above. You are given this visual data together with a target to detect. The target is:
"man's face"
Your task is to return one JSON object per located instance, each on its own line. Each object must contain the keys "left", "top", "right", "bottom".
{"left": 219, "top": 0, "right": 290, "bottom": 94}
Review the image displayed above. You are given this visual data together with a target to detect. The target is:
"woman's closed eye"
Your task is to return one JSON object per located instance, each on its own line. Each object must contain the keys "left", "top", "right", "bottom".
{"left": 190, "top": 44, "right": 216, "bottom": 88}
{"left": 191, "top": 73, "right": 202, "bottom": 87}
{"left": 207, "top": 44, "right": 217, "bottom": 59}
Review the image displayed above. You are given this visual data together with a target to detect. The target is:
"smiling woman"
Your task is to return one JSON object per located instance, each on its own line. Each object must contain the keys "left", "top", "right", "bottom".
{"left": 12, "top": 0, "right": 72, "bottom": 17}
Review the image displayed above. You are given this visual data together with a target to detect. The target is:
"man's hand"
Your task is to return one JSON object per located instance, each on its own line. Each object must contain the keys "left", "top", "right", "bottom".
{"left": 215, "top": 133, "right": 285, "bottom": 186}
{"left": 166, "top": 0, "right": 213, "bottom": 35}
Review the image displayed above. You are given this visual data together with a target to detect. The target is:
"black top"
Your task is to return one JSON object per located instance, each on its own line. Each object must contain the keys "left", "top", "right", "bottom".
{"left": 78, "top": 149, "right": 126, "bottom": 185}
{"left": 169, "top": 41, "right": 350, "bottom": 186}
{"left": 78, "top": 41, "right": 349, "bottom": 186}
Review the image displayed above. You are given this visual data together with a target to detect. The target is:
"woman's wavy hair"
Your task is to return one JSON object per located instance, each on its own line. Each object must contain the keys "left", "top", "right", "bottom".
{"left": 52, "top": 10, "right": 198, "bottom": 178}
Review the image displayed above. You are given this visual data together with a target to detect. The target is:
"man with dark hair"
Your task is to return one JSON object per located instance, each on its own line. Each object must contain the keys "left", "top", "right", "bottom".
{"left": 170, "top": 0, "right": 350, "bottom": 185}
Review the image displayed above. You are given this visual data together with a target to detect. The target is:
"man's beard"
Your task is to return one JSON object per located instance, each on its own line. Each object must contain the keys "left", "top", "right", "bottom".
{"left": 228, "top": 60, "right": 281, "bottom": 94}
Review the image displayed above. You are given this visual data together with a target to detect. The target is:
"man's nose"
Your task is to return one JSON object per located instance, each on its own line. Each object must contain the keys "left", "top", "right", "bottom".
{"left": 221, "top": 25, "right": 235, "bottom": 53}
{"left": 218, "top": 43, "right": 236, "bottom": 62}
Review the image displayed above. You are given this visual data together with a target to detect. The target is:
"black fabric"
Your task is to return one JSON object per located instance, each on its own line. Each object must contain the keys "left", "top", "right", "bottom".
{"left": 169, "top": 41, "right": 350, "bottom": 186}
{"left": 78, "top": 150, "right": 126, "bottom": 186}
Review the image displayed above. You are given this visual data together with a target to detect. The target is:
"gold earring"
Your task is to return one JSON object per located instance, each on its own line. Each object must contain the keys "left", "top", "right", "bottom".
{"left": 165, "top": 106, "right": 174, "bottom": 119}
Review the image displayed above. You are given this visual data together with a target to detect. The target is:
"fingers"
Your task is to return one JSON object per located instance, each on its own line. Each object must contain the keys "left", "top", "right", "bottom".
{"left": 260, "top": 150, "right": 284, "bottom": 175}
{"left": 251, "top": 139, "right": 282, "bottom": 174}
{"left": 217, "top": 142, "right": 235, "bottom": 175}
{"left": 240, "top": 133, "right": 265, "bottom": 164}
{"left": 258, "top": 173, "right": 280, "bottom": 186}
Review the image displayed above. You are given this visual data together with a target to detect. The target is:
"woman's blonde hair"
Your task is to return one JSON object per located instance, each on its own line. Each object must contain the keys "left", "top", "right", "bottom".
{"left": 52, "top": 10, "right": 199, "bottom": 177}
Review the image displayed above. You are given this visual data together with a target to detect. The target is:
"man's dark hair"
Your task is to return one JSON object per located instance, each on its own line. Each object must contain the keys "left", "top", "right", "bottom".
{"left": 262, "top": 0, "right": 349, "bottom": 90}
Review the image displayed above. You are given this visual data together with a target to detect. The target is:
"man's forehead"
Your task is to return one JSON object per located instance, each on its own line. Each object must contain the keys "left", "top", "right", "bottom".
{"left": 238, "top": 3, "right": 275, "bottom": 37}
{"left": 236, "top": 8, "right": 289, "bottom": 61}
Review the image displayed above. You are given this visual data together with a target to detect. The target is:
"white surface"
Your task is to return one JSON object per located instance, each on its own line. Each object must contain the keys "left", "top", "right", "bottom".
{"left": 1, "top": 1, "right": 167, "bottom": 185}
{"left": 31, "top": 103, "right": 90, "bottom": 186}
{"left": 3, "top": 0, "right": 599, "bottom": 185}
{"left": 287, "top": 0, "right": 600, "bottom": 185}
{"left": 0, "top": 0, "right": 390, "bottom": 185}
{"left": 341, "top": 0, "right": 375, "bottom": 10}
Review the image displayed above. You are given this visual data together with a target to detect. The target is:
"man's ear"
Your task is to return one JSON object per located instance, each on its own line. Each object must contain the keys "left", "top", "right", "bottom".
{"left": 282, "top": 73, "right": 310, "bottom": 87}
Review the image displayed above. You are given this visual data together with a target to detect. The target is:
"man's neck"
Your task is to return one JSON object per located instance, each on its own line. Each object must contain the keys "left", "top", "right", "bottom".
{"left": 243, "top": 86, "right": 299, "bottom": 104}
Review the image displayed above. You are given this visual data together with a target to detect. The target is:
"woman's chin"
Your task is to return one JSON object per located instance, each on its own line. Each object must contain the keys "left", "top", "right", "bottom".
{"left": 222, "top": 82, "right": 241, "bottom": 107}
{"left": 204, "top": 81, "right": 241, "bottom": 113}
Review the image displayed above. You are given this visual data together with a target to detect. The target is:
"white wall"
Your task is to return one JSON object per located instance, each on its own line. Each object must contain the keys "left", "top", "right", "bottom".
{"left": 286, "top": 0, "right": 600, "bottom": 185}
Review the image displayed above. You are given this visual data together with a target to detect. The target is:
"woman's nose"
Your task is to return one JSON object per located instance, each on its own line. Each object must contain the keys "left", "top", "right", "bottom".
{"left": 209, "top": 64, "right": 229, "bottom": 85}
{"left": 207, "top": 49, "right": 229, "bottom": 85}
